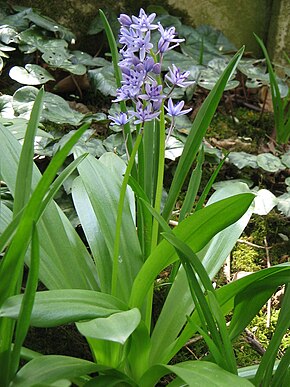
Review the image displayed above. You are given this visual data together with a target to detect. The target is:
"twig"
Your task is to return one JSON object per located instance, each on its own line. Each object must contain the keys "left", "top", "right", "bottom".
{"left": 237, "top": 238, "right": 268, "bottom": 249}
{"left": 186, "top": 334, "right": 203, "bottom": 346}
{"left": 245, "top": 328, "right": 266, "bottom": 356}
{"left": 70, "top": 75, "right": 83, "bottom": 99}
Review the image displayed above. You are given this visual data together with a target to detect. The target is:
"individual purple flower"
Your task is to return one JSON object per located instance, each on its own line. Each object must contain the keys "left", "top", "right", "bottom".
{"left": 108, "top": 112, "right": 130, "bottom": 126}
{"left": 113, "top": 86, "right": 138, "bottom": 102}
{"left": 135, "top": 30, "right": 153, "bottom": 61}
{"left": 118, "top": 14, "right": 132, "bottom": 27}
{"left": 138, "top": 82, "right": 165, "bottom": 110}
{"left": 119, "top": 26, "right": 138, "bottom": 48}
{"left": 157, "top": 23, "right": 184, "bottom": 54}
{"left": 165, "top": 98, "right": 192, "bottom": 117}
{"left": 165, "top": 64, "right": 195, "bottom": 88}
{"left": 130, "top": 8, "right": 158, "bottom": 32}
{"left": 135, "top": 56, "right": 161, "bottom": 74}
{"left": 130, "top": 101, "right": 160, "bottom": 125}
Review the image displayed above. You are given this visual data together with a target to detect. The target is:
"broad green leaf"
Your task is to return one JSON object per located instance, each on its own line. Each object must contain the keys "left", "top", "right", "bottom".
{"left": 56, "top": 129, "right": 106, "bottom": 158}
{"left": 140, "top": 361, "right": 252, "bottom": 387}
{"left": 73, "top": 152, "right": 143, "bottom": 302}
{"left": 0, "top": 126, "right": 99, "bottom": 290}
{"left": 0, "top": 290, "right": 127, "bottom": 327}
{"left": 150, "top": 184, "right": 254, "bottom": 364}
{"left": 42, "top": 49, "right": 86, "bottom": 75}
{"left": 0, "top": 117, "right": 52, "bottom": 140}
{"left": 12, "top": 86, "right": 84, "bottom": 124}
{"left": 72, "top": 177, "right": 112, "bottom": 293}
{"left": 24, "top": 11, "right": 75, "bottom": 41}
{"left": 281, "top": 151, "right": 290, "bottom": 168}
{"left": 18, "top": 26, "right": 51, "bottom": 53}
{"left": 257, "top": 153, "right": 285, "bottom": 173}
{"left": 88, "top": 65, "right": 117, "bottom": 96}
{"left": 228, "top": 152, "right": 258, "bottom": 169}
{"left": 198, "top": 62, "right": 239, "bottom": 90}
{"left": 162, "top": 47, "right": 244, "bottom": 221}
{"left": 277, "top": 192, "right": 290, "bottom": 217}
{"left": 0, "top": 95, "right": 14, "bottom": 118}
{"left": 77, "top": 308, "right": 141, "bottom": 344}
{"left": 71, "top": 51, "right": 110, "bottom": 67}
{"left": 170, "top": 264, "right": 290, "bottom": 365}
{"left": 0, "top": 24, "right": 19, "bottom": 44}
{"left": 130, "top": 193, "right": 254, "bottom": 310}
{"left": 11, "top": 356, "right": 100, "bottom": 387}
{"left": 9, "top": 65, "right": 54, "bottom": 85}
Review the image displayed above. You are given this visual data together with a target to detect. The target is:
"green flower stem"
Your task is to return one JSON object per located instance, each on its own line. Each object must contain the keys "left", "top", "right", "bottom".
{"left": 150, "top": 104, "right": 165, "bottom": 251}
{"left": 111, "top": 130, "right": 143, "bottom": 297}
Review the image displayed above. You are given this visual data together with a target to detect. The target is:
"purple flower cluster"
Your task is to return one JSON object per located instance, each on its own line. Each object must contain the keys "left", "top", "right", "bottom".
{"left": 109, "top": 9, "right": 194, "bottom": 132}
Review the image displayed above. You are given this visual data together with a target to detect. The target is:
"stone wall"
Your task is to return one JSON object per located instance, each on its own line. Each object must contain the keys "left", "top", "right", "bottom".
{"left": 8, "top": 0, "right": 290, "bottom": 64}
{"left": 167, "top": 0, "right": 273, "bottom": 57}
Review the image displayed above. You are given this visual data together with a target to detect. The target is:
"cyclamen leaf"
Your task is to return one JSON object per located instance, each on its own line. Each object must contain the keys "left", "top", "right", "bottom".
{"left": 277, "top": 193, "right": 290, "bottom": 217}
{"left": 9, "top": 65, "right": 54, "bottom": 85}
{"left": 281, "top": 152, "right": 290, "bottom": 168}
{"left": 257, "top": 153, "right": 285, "bottom": 173}
{"left": 12, "top": 86, "right": 84, "bottom": 124}
{"left": 228, "top": 152, "right": 258, "bottom": 169}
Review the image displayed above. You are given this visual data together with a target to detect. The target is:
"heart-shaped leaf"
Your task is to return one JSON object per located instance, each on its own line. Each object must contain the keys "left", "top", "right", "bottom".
{"left": 257, "top": 153, "right": 286, "bottom": 173}
{"left": 228, "top": 152, "right": 258, "bottom": 169}
{"left": 9, "top": 64, "right": 54, "bottom": 85}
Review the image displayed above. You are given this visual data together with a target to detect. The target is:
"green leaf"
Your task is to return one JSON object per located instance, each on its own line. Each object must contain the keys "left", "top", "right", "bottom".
{"left": 162, "top": 47, "right": 244, "bottom": 221}
{"left": 24, "top": 11, "right": 75, "bottom": 42}
{"left": 277, "top": 192, "right": 290, "bottom": 217}
{"left": 257, "top": 153, "right": 285, "bottom": 173}
{"left": 9, "top": 65, "right": 54, "bottom": 85}
{"left": 0, "top": 126, "right": 99, "bottom": 291}
{"left": 0, "top": 290, "right": 127, "bottom": 327}
{"left": 9, "top": 224, "right": 40, "bottom": 378}
{"left": 254, "top": 285, "right": 290, "bottom": 386}
{"left": 140, "top": 361, "right": 252, "bottom": 387}
{"left": 71, "top": 51, "right": 110, "bottom": 67}
{"left": 77, "top": 308, "right": 141, "bottom": 345}
{"left": 228, "top": 152, "right": 258, "bottom": 169}
{"left": 130, "top": 193, "right": 254, "bottom": 310}
{"left": 42, "top": 50, "right": 86, "bottom": 75}
{"left": 12, "top": 86, "right": 84, "bottom": 124}
{"left": 0, "top": 117, "right": 52, "bottom": 140}
{"left": 13, "top": 88, "right": 44, "bottom": 216}
{"left": 198, "top": 58, "right": 239, "bottom": 90}
{"left": 88, "top": 65, "right": 117, "bottom": 96}
{"left": 11, "top": 356, "right": 100, "bottom": 387}
{"left": 73, "top": 152, "right": 143, "bottom": 301}
{"left": 281, "top": 151, "right": 290, "bottom": 168}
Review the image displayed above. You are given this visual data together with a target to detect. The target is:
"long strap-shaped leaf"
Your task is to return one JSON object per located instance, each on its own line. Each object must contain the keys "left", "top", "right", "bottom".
{"left": 162, "top": 47, "right": 244, "bottom": 221}
{"left": 0, "top": 123, "right": 90, "bottom": 306}
{"left": 13, "top": 88, "right": 44, "bottom": 217}
{"left": 130, "top": 193, "right": 254, "bottom": 310}
{"left": 0, "top": 127, "right": 99, "bottom": 290}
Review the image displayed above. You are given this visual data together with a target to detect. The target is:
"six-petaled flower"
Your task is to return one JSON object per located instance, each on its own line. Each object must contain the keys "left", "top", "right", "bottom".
{"left": 165, "top": 98, "right": 192, "bottom": 117}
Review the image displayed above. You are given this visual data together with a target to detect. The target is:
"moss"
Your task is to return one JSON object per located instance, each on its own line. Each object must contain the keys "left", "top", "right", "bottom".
{"left": 234, "top": 334, "right": 262, "bottom": 367}
{"left": 249, "top": 310, "right": 290, "bottom": 356}
{"left": 207, "top": 108, "right": 275, "bottom": 153}
{"left": 232, "top": 243, "right": 262, "bottom": 272}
